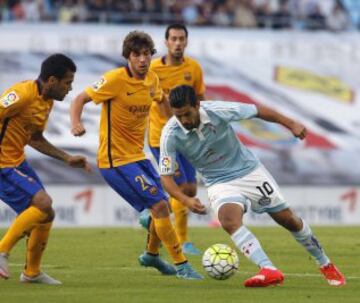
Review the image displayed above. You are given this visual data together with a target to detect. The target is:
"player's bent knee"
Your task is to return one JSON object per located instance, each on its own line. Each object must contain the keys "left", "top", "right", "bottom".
{"left": 44, "top": 206, "right": 55, "bottom": 223}
{"left": 220, "top": 219, "right": 242, "bottom": 235}
{"left": 32, "top": 190, "right": 53, "bottom": 206}
{"left": 150, "top": 200, "right": 170, "bottom": 218}
{"left": 218, "top": 203, "right": 244, "bottom": 234}
{"left": 31, "top": 191, "right": 55, "bottom": 222}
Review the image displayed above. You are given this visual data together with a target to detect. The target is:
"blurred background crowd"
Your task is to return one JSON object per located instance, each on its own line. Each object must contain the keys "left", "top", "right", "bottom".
{"left": 1, "top": 0, "right": 359, "bottom": 31}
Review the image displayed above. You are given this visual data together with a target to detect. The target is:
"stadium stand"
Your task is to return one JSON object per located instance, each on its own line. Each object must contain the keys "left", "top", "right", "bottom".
{"left": 0, "top": 0, "right": 357, "bottom": 31}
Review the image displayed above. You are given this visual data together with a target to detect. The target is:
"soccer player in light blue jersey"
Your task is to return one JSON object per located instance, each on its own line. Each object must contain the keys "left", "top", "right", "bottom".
{"left": 159, "top": 85, "right": 345, "bottom": 288}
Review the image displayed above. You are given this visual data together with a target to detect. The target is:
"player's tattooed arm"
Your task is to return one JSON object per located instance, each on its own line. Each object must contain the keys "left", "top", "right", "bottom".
{"left": 29, "top": 131, "right": 92, "bottom": 172}
{"left": 256, "top": 104, "right": 307, "bottom": 140}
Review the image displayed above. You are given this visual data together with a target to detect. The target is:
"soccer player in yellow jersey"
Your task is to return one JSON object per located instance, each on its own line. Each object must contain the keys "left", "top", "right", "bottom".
{"left": 70, "top": 31, "right": 204, "bottom": 280}
{"left": 145, "top": 24, "right": 206, "bottom": 255}
{"left": 0, "top": 54, "right": 91, "bottom": 284}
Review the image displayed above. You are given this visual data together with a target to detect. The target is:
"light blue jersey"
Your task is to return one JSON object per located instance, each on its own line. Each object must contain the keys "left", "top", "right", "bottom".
{"left": 160, "top": 101, "right": 260, "bottom": 186}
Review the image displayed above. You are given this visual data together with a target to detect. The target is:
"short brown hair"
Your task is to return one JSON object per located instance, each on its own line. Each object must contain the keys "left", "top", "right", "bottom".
{"left": 122, "top": 31, "right": 156, "bottom": 59}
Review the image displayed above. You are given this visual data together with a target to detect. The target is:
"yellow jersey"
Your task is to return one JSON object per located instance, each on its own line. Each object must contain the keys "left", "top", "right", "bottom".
{"left": 85, "top": 66, "right": 163, "bottom": 168}
{"left": 148, "top": 56, "right": 206, "bottom": 147}
{"left": 0, "top": 80, "right": 53, "bottom": 168}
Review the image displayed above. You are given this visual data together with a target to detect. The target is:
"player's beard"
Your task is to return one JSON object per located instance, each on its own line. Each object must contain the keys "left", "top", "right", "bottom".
{"left": 183, "top": 116, "right": 200, "bottom": 130}
{"left": 44, "top": 86, "right": 65, "bottom": 101}
{"left": 171, "top": 50, "right": 184, "bottom": 61}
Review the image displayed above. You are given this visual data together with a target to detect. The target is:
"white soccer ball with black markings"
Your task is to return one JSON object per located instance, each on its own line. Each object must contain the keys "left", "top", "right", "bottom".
{"left": 202, "top": 243, "right": 239, "bottom": 280}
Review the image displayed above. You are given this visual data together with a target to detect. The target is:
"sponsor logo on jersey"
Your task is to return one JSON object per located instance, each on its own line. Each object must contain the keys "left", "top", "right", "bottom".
{"left": 275, "top": 66, "right": 354, "bottom": 103}
{"left": 126, "top": 88, "right": 148, "bottom": 96}
{"left": 92, "top": 77, "right": 107, "bottom": 91}
{"left": 0, "top": 91, "right": 19, "bottom": 108}
{"left": 128, "top": 105, "right": 150, "bottom": 117}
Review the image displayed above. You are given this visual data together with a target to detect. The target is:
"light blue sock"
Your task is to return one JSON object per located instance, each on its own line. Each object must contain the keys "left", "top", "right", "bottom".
{"left": 291, "top": 219, "right": 330, "bottom": 267}
{"left": 231, "top": 226, "right": 275, "bottom": 268}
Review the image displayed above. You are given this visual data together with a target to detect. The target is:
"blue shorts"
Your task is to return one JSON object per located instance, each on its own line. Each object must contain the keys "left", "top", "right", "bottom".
{"left": 100, "top": 159, "right": 168, "bottom": 212}
{"left": 150, "top": 147, "right": 196, "bottom": 185}
{"left": 0, "top": 161, "right": 44, "bottom": 214}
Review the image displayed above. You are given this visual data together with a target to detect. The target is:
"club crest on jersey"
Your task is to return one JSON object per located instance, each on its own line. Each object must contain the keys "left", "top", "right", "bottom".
{"left": 184, "top": 72, "right": 192, "bottom": 81}
{"left": 149, "top": 87, "right": 155, "bottom": 98}
{"left": 0, "top": 91, "right": 19, "bottom": 108}
{"left": 149, "top": 186, "right": 158, "bottom": 196}
{"left": 258, "top": 196, "right": 271, "bottom": 206}
{"left": 92, "top": 77, "right": 107, "bottom": 91}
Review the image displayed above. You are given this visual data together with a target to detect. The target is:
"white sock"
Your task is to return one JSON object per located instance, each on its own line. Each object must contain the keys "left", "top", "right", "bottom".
{"left": 231, "top": 226, "right": 275, "bottom": 269}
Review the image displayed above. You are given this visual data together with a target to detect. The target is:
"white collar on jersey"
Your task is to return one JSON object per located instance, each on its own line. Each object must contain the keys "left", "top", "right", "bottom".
{"left": 176, "top": 107, "right": 211, "bottom": 135}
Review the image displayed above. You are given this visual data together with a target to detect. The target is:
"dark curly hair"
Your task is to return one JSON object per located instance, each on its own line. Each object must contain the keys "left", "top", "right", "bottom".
{"left": 169, "top": 85, "right": 197, "bottom": 108}
{"left": 122, "top": 31, "right": 156, "bottom": 59}
{"left": 39, "top": 53, "right": 76, "bottom": 81}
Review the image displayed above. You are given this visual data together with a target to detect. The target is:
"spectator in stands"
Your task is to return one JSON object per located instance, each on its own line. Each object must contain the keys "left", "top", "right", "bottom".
{"left": 197, "top": 0, "right": 213, "bottom": 25}
{"left": 305, "top": 3, "right": 326, "bottom": 30}
{"left": 0, "top": 0, "right": 5, "bottom": 21}
{"left": 87, "top": 0, "right": 106, "bottom": 22}
{"left": 271, "top": 0, "right": 292, "bottom": 29}
{"left": 22, "top": 0, "right": 40, "bottom": 22}
{"left": 0, "top": 0, "right": 355, "bottom": 32}
{"left": 255, "top": 1, "right": 272, "bottom": 28}
{"left": 326, "top": 0, "right": 350, "bottom": 31}
{"left": 58, "top": 0, "right": 76, "bottom": 23}
{"left": 212, "top": 2, "right": 232, "bottom": 27}
{"left": 182, "top": 0, "right": 200, "bottom": 25}
{"left": 234, "top": 0, "right": 257, "bottom": 28}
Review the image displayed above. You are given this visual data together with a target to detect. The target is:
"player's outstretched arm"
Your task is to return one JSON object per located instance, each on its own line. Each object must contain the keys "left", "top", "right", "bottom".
{"left": 29, "top": 131, "right": 92, "bottom": 173}
{"left": 256, "top": 104, "right": 307, "bottom": 140}
{"left": 161, "top": 175, "right": 206, "bottom": 215}
{"left": 70, "top": 91, "right": 92, "bottom": 136}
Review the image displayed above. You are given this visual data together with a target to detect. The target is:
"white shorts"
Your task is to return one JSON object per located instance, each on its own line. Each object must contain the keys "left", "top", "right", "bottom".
{"left": 207, "top": 165, "right": 288, "bottom": 217}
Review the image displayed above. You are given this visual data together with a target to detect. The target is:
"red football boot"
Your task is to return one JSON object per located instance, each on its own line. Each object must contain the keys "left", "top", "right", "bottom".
{"left": 244, "top": 268, "right": 284, "bottom": 287}
{"left": 320, "top": 263, "right": 346, "bottom": 286}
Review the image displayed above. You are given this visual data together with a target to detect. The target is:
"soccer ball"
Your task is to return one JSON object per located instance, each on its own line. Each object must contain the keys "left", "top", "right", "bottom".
{"left": 202, "top": 243, "right": 239, "bottom": 280}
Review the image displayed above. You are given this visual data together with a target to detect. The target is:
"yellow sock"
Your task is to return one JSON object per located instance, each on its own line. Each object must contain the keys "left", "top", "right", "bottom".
{"left": 24, "top": 222, "right": 52, "bottom": 277}
{"left": 153, "top": 217, "right": 187, "bottom": 264}
{"left": 0, "top": 206, "right": 47, "bottom": 254}
{"left": 170, "top": 197, "right": 189, "bottom": 244}
{"left": 146, "top": 216, "right": 161, "bottom": 255}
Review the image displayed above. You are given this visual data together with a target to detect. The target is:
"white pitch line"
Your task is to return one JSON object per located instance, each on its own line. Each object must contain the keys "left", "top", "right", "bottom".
{"left": 240, "top": 271, "right": 360, "bottom": 280}
{"left": 9, "top": 263, "right": 360, "bottom": 280}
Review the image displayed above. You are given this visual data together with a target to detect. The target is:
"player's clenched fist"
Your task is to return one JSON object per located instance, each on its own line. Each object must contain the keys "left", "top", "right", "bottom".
{"left": 290, "top": 121, "right": 307, "bottom": 140}
{"left": 66, "top": 155, "right": 92, "bottom": 173}
{"left": 71, "top": 122, "right": 86, "bottom": 136}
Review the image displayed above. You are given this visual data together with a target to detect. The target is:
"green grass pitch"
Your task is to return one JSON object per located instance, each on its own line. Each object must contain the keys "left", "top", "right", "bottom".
{"left": 0, "top": 226, "right": 359, "bottom": 303}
